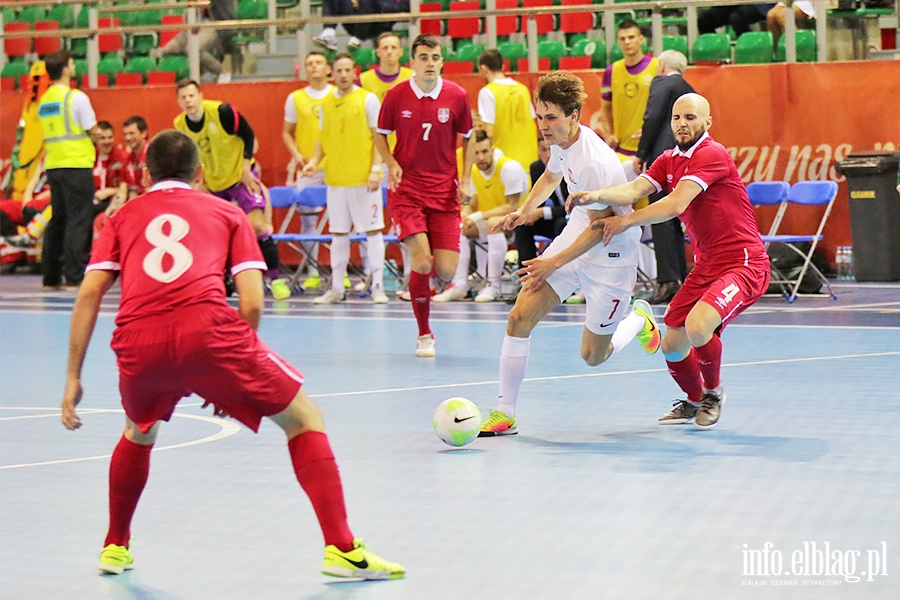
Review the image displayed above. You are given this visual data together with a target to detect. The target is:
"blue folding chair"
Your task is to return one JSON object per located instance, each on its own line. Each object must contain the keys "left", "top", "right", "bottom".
{"left": 746, "top": 181, "right": 790, "bottom": 246}
{"left": 270, "top": 185, "right": 329, "bottom": 289}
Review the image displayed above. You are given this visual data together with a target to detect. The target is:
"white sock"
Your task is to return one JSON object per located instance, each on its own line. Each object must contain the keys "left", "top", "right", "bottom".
{"left": 498, "top": 335, "right": 530, "bottom": 417}
{"left": 475, "top": 242, "right": 487, "bottom": 279}
{"left": 359, "top": 240, "right": 371, "bottom": 275}
{"left": 366, "top": 232, "right": 385, "bottom": 288}
{"left": 300, "top": 213, "right": 319, "bottom": 276}
{"left": 610, "top": 309, "right": 645, "bottom": 356}
{"left": 330, "top": 235, "right": 350, "bottom": 292}
{"left": 453, "top": 235, "right": 470, "bottom": 288}
{"left": 487, "top": 233, "right": 506, "bottom": 290}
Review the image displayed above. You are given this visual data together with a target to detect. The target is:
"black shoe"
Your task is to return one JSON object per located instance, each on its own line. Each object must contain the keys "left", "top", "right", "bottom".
{"left": 648, "top": 281, "right": 681, "bottom": 305}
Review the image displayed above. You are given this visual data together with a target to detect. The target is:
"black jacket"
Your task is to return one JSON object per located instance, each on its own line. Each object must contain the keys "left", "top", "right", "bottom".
{"left": 636, "top": 73, "right": 695, "bottom": 165}
{"left": 530, "top": 158, "right": 569, "bottom": 220}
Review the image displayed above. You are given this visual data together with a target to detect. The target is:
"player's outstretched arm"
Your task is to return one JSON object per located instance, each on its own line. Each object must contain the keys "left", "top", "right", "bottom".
{"left": 63, "top": 270, "right": 116, "bottom": 430}
{"left": 592, "top": 179, "right": 704, "bottom": 245}
{"left": 234, "top": 269, "right": 264, "bottom": 331}
{"left": 492, "top": 169, "right": 562, "bottom": 232}
{"left": 568, "top": 176, "right": 656, "bottom": 211}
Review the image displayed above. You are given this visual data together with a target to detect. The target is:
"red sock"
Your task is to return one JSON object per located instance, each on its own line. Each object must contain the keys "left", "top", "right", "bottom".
{"left": 694, "top": 334, "right": 723, "bottom": 391}
{"left": 288, "top": 431, "right": 354, "bottom": 552}
{"left": 666, "top": 350, "right": 703, "bottom": 403}
{"left": 408, "top": 270, "right": 432, "bottom": 337}
{"left": 104, "top": 436, "right": 153, "bottom": 548}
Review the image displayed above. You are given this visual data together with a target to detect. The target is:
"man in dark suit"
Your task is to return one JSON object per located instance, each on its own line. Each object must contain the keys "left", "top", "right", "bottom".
{"left": 514, "top": 135, "right": 569, "bottom": 269}
{"left": 636, "top": 50, "right": 694, "bottom": 304}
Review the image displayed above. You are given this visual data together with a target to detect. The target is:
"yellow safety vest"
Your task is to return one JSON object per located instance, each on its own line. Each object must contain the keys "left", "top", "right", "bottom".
{"left": 611, "top": 57, "right": 658, "bottom": 154}
{"left": 291, "top": 87, "right": 329, "bottom": 171}
{"left": 472, "top": 155, "right": 515, "bottom": 212}
{"left": 320, "top": 87, "right": 374, "bottom": 187}
{"left": 173, "top": 100, "right": 244, "bottom": 192}
{"left": 485, "top": 80, "right": 538, "bottom": 169}
{"left": 38, "top": 84, "right": 95, "bottom": 170}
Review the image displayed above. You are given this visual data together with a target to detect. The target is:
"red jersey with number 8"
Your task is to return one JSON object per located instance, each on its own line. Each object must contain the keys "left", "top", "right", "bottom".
{"left": 86, "top": 183, "right": 266, "bottom": 327}
{"left": 378, "top": 77, "right": 473, "bottom": 200}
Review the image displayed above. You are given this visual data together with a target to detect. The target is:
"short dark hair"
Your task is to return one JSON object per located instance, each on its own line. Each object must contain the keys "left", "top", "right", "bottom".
{"left": 45, "top": 50, "right": 72, "bottom": 81}
{"left": 618, "top": 18, "right": 642, "bottom": 33}
{"left": 474, "top": 129, "right": 490, "bottom": 144}
{"left": 306, "top": 50, "right": 331, "bottom": 64}
{"left": 376, "top": 31, "right": 402, "bottom": 49}
{"left": 123, "top": 116, "right": 148, "bottom": 133}
{"left": 534, "top": 71, "right": 586, "bottom": 117}
{"left": 146, "top": 130, "right": 200, "bottom": 184}
{"left": 96, "top": 121, "right": 114, "bottom": 132}
{"left": 411, "top": 34, "right": 440, "bottom": 58}
{"left": 175, "top": 78, "right": 201, "bottom": 93}
{"left": 478, "top": 49, "right": 503, "bottom": 72}
{"left": 332, "top": 52, "right": 354, "bottom": 65}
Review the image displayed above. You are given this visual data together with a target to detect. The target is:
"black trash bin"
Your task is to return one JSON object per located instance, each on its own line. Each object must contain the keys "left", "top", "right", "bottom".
{"left": 835, "top": 151, "right": 900, "bottom": 281}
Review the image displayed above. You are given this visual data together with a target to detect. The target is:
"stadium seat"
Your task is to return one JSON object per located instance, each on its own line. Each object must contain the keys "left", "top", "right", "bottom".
{"left": 158, "top": 56, "right": 190, "bottom": 80}
{"left": 352, "top": 48, "right": 378, "bottom": 70}
{"left": 81, "top": 73, "right": 110, "bottom": 88}
{"left": 147, "top": 71, "right": 177, "bottom": 86}
{"left": 3, "top": 23, "right": 31, "bottom": 58}
{"left": 1, "top": 7, "right": 15, "bottom": 26}
{"left": 15, "top": 6, "right": 46, "bottom": 25}
{"left": 419, "top": 3, "right": 443, "bottom": 37}
{"left": 447, "top": 2, "right": 481, "bottom": 41}
{"left": 570, "top": 38, "right": 606, "bottom": 69}
{"left": 663, "top": 35, "right": 689, "bottom": 57}
{"left": 734, "top": 31, "right": 774, "bottom": 64}
{"left": 160, "top": 14, "right": 185, "bottom": 48}
{"left": 559, "top": 55, "right": 591, "bottom": 70}
{"left": 98, "top": 18, "right": 123, "bottom": 54}
{"left": 538, "top": 40, "right": 567, "bottom": 70}
{"left": 73, "top": 59, "right": 88, "bottom": 77}
{"left": 775, "top": 30, "right": 817, "bottom": 62}
{"left": 0, "top": 61, "right": 30, "bottom": 83}
{"left": 0, "top": 77, "right": 15, "bottom": 91}
{"left": 234, "top": 0, "right": 267, "bottom": 44}
{"left": 125, "top": 56, "right": 158, "bottom": 82}
{"left": 560, "top": 0, "right": 595, "bottom": 36}
{"left": 516, "top": 57, "right": 551, "bottom": 72}
{"left": 692, "top": 33, "right": 731, "bottom": 63}
{"left": 33, "top": 21, "right": 62, "bottom": 56}
{"left": 522, "top": 0, "right": 554, "bottom": 35}
{"left": 97, "top": 55, "right": 126, "bottom": 80}
{"left": 46, "top": 4, "right": 76, "bottom": 29}
{"left": 496, "top": 0, "right": 520, "bottom": 38}
{"left": 497, "top": 41, "right": 528, "bottom": 63}
{"left": 455, "top": 43, "right": 486, "bottom": 63}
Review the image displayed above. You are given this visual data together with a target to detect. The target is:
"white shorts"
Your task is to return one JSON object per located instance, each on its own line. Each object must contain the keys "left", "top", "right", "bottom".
{"left": 296, "top": 169, "right": 325, "bottom": 215}
{"left": 326, "top": 185, "right": 384, "bottom": 234}
{"left": 543, "top": 221, "right": 637, "bottom": 335}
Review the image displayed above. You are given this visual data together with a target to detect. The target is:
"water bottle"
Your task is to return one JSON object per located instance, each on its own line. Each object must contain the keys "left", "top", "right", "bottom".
{"left": 844, "top": 246, "right": 854, "bottom": 281}
{"left": 835, "top": 247, "right": 847, "bottom": 280}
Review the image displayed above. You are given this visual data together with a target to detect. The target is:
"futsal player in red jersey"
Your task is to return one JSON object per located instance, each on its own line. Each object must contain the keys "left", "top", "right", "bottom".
{"left": 374, "top": 34, "right": 475, "bottom": 358}
{"left": 60, "top": 130, "right": 405, "bottom": 580}
{"left": 570, "top": 93, "right": 770, "bottom": 429}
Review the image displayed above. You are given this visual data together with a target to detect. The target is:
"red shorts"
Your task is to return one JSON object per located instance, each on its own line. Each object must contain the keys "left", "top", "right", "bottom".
{"left": 663, "top": 257, "right": 770, "bottom": 333}
{"left": 111, "top": 306, "right": 303, "bottom": 434}
{"left": 387, "top": 188, "right": 461, "bottom": 252}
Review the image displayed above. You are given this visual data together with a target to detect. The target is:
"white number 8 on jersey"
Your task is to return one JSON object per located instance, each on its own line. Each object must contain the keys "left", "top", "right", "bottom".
{"left": 142, "top": 214, "right": 194, "bottom": 283}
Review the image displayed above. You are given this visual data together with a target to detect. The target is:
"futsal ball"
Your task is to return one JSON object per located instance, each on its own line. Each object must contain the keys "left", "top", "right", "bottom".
{"left": 433, "top": 397, "right": 482, "bottom": 447}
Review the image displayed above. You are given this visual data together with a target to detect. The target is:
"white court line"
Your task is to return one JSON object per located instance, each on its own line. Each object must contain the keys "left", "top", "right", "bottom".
{"left": 309, "top": 350, "right": 900, "bottom": 398}
{"left": 0, "top": 406, "right": 239, "bottom": 470}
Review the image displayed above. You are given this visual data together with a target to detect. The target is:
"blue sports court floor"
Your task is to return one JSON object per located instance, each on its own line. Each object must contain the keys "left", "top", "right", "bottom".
{"left": 1, "top": 274, "right": 898, "bottom": 599}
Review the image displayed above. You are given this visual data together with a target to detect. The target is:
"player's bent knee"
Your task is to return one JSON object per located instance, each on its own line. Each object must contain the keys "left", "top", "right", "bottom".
{"left": 270, "top": 389, "right": 325, "bottom": 438}
{"left": 507, "top": 306, "right": 536, "bottom": 337}
{"left": 124, "top": 419, "right": 159, "bottom": 445}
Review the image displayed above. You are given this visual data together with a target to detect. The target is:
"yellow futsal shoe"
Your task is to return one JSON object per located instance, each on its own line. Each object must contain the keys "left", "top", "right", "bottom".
{"left": 301, "top": 274, "right": 321, "bottom": 291}
{"left": 98, "top": 544, "right": 134, "bottom": 575}
{"left": 343, "top": 275, "right": 352, "bottom": 289}
{"left": 322, "top": 538, "right": 405, "bottom": 580}
{"left": 270, "top": 278, "right": 291, "bottom": 301}
{"left": 478, "top": 409, "right": 518, "bottom": 437}
{"left": 632, "top": 299, "right": 661, "bottom": 354}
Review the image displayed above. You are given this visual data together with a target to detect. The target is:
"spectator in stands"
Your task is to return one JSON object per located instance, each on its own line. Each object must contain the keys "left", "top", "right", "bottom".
{"left": 698, "top": 4, "right": 774, "bottom": 37}
{"left": 768, "top": 1, "right": 815, "bottom": 49}
{"left": 89, "top": 121, "right": 128, "bottom": 237}
{"left": 38, "top": 50, "right": 98, "bottom": 289}
{"left": 434, "top": 130, "right": 527, "bottom": 303}
{"left": 301, "top": 53, "right": 389, "bottom": 305}
{"left": 121, "top": 116, "right": 150, "bottom": 200}
{"left": 635, "top": 50, "right": 694, "bottom": 305}
{"left": 283, "top": 51, "right": 334, "bottom": 292}
{"left": 513, "top": 135, "right": 569, "bottom": 270}
{"left": 313, "top": 0, "right": 378, "bottom": 52}
{"left": 158, "top": 0, "right": 240, "bottom": 84}
{"left": 371, "top": 0, "right": 411, "bottom": 39}
{"left": 476, "top": 49, "right": 539, "bottom": 171}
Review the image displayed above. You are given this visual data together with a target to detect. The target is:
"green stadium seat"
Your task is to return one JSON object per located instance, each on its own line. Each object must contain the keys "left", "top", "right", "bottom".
{"left": 16, "top": 6, "right": 47, "bottom": 25}
{"left": 401, "top": 47, "right": 411, "bottom": 66}
{"left": 455, "top": 44, "right": 486, "bottom": 63}
{"left": 570, "top": 38, "right": 606, "bottom": 69}
{"left": 775, "top": 30, "right": 817, "bottom": 62}
{"left": 352, "top": 48, "right": 378, "bottom": 70}
{"left": 567, "top": 32, "right": 589, "bottom": 48}
{"left": 125, "top": 56, "right": 158, "bottom": 82}
{"left": 691, "top": 33, "right": 730, "bottom": 63}
{"left": 662, "top": 35, "right": 688, "bottom": 57}
{"left": 1, "top": 7, "right": 16, "bottom": 26}
{"left": 70, "top": 38, "right": 88, "bottom": 57}
{"left": 46, "top": 5, "right": 76, "bottom": 29}
{"left": 73, "top": 59, "right": 88, "bottom": 78}
{"left": 97, "top": 55, "right": 126, "bottom": 79}
{"left": 238, "top": 0, "right": 268, "bottom": 19}
{"left": 158, "top": 55, "right": 190, "bottom": 80}
{"left": 497, "top": 41, "right": 528, "bottom": 63}
{"left": 734, "top": 31, "right": 773, "bottom": 64}
{"left": 538, "top": 40, "right": 567, "bottom": 70}
{"left": 1, "top": 60, "right": 30, "bottom": 82}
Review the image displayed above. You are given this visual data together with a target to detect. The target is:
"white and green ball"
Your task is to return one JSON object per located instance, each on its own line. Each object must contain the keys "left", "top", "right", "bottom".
{"left": 433, "top": 398, "right": 482, "bottom": 447}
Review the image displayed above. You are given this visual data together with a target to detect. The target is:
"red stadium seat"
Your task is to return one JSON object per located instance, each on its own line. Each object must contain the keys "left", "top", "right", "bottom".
{"left": 160, "top": 14, "right": 185, "bottom": 47}
{"left": 81, "top": 74, "right": 110, "bottom": 88}
{"left": 19, "top": 75, "right": 30, "bottom": 91}
{"left": 147, "top": 71, "right": 177, "bottom": 85}
{"left": 496, "top": 0, "right": 519, "bottom": 38}
{"left": 447, "top": 2, "right": 481, "bottom": 40}
{"left": 419, "top": 3, "right": 443, "bottom": 36}
{"left": 114, "top": 73, "right": 143, "bottom": 87}
{"left": 1, "top": 77, "right": 16, "bottom": 91}
{"left": 33, "top": 21, "right": 62, "bottom": 56}
{"left": 516, "top": 57, "right": 550, "bottom": 72}
{"left": 559, "top": 55, "right": 591, "bottom": 70}
{"left": 521, "top": 0, "right": 554, "bottom": 35}
{"left": 98, "top": 18, "right": 123, "bottom": 54}
{"left": 560, "top": 0, "right": 595, "bottom": 35}
{"left": 4, "top": 23, "right": 32, "bottom": 58}
{"left": 442, "top": 61, "right": 475, "bottom": 74}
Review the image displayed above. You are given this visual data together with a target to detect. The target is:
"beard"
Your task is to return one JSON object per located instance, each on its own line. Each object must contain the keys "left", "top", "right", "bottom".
{"left": 675, "top": 127, "right": 706, "bottom": 152}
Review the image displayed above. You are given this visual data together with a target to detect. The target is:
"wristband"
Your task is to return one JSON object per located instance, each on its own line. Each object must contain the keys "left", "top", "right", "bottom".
{"left": 468, "top": 211, "right": 483, "bottom": 222}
